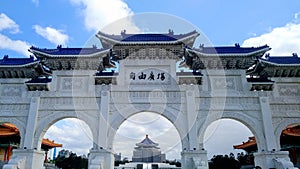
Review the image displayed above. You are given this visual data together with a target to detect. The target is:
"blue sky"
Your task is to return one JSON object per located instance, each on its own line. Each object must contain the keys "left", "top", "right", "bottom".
{"left": 1, "top": 0, "right": 300, "bottom": 161}
{"left": 1, "top": 0, "right": 300, "bottom": 57}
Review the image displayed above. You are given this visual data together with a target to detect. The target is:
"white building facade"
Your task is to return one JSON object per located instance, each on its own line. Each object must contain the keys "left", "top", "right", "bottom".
{"left": 0, "top": 30, "right": 299, "bottom": 169}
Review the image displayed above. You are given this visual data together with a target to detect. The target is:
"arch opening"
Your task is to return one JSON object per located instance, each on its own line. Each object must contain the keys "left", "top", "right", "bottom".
{"left": 203, "top": 119, "right": 255, "bottom": 168}
{"left": 112, "top": 112, "right": 182, "bottom": 167}
{"left": 42, "top": 118, "right": 93, "bottom": 167}
{"left": 279, "top": 123, "right": 300, "bottom": 168}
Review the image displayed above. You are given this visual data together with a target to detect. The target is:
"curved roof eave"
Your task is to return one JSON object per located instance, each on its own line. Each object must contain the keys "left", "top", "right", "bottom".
{"left": 0, "top": 60, "right": 40, "bottom": 68}
{"left": 29, "top": 48, "right": 110, "bottom": 58}
{"left": 259, "top": 58, "right": 300, "bottom": 67}
{"left": 188, "top": 47, "right": 271, "bottom": 57}
{"left": 96, "top": 31, "right": 199, "bottom": 46}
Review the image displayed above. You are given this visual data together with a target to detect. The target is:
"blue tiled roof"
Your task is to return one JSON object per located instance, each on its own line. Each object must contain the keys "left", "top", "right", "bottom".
{"left": 0, "top": 55, "right": 38, "bottom": 66}
{"left": 193, "top": 44, "right": 270, "bottom": 54}
{"left": 30, "top": 46, "right": 106, "bottom": 55}
{"left": 122, "top": 34, "right": 177, "bottom": 42}
{"left": 98, "top": 30, "right": 198, "bottom": 42}
{"left": 26, "top": 77, "right": 52, "bottom": 83}
{"left": 260, "top": 54, "right": 300, "bottom": 64}
{"left": 95, "top": 71, "right": 118, "bottom": 76}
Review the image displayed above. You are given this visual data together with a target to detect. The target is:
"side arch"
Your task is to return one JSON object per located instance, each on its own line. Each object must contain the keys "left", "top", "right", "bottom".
{"left": 274, "top": 116, "right": 300, "bottom": 149}
{"left": 198, "top": 111, "right": 266, "bottom": 151}
{"left": 33, "top": 111, "right": 96, "bottom": 151}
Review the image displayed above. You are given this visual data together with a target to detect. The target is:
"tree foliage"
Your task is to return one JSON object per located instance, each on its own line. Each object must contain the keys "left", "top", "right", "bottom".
{"left": 55, "top": 153, "right": 88, "bottom": 169}
{"left": 209, "top": 152, "right": 255, "bottom": 169}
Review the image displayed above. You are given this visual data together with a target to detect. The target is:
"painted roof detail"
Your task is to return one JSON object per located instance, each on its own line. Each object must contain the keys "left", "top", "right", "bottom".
{"left": 247, "top": 53, "right": 300, "bottom": 78}
{"left": 0, "top": 55, "right": 51, "bottom": 79}
{"left": 179, "top": 45, "right": 271, "bottom": 70}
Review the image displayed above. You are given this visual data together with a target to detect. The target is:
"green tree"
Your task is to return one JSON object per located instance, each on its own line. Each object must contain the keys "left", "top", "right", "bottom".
{"left": 209, "top": 154, "right": 240, "bottom": 169}
{"left": 55, "top": 153, "right": 88, "bottom": 169}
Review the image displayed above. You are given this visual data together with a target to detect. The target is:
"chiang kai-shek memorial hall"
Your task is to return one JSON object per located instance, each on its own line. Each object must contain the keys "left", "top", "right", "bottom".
{"left": 0, "top": 29, "right": 300, "bottom": 169}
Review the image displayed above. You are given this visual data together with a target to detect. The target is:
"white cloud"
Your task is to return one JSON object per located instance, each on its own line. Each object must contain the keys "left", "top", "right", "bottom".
{"left": 243, "top": 22, "right": 300, "bottom": 56}
{"left": 0, "top": 13, "right": 20, "bottom": 34}
{"left": 44, "top": 118, "right": 93, "bottom": 156}
{"left": 33, "top": 25, "right": 69, "bottom": 46}
{"left": 294, "top": 12, "right": 300, "bottom": 22}
{"left": 32, "top": 0, "right": 39, "bottom": 6}
{"left": 0, "top": 13, "right": 30, "bottom": 57}
{"left": 69, "top": 0, "right": 140, "bottom": 34}
{"left": 0, "top": 34, "right": 31, "bottom": 56}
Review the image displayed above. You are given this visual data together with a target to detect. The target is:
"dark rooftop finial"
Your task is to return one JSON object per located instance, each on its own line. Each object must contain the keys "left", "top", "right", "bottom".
{"left": 121, "top": 29, "right": 126, "bottom": 36}
{"left": 235, "top": 43, "right": 240, "bottom": 48}
{"left": 168, "top": 29, "right": 174, "bottom": 35}
{"left": 292, "top": 53, "right": 298, "bottom": 57}
{"left": 57, "top": 45, "right": 62, "bottom": 49}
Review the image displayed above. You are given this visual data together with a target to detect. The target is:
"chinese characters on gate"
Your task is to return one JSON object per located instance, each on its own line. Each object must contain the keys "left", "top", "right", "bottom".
{"left": 130, "top": 71, "right": 166, "bottom": 81}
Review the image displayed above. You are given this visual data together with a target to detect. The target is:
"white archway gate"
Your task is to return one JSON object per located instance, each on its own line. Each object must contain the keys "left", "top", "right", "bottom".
{"left": 0, "top": 30, "right": 299, "bottom": 169}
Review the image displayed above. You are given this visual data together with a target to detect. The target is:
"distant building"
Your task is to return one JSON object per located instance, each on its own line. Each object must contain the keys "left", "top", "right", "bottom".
{"left": 132, "top": 135, "right": 166, "bottom": 163}
{"left": 57, "top": 149, "right": 72, "bottom": 158}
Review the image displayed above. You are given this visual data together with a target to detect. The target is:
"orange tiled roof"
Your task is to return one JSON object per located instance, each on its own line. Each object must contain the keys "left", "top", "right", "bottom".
{"left": 42, "top": 138, "right": 62, "bottom": 148}
{"left": 0, "top": 123, "right": 62, "bottom": 148}
{"left": 0, "top": 123, "right": 19, "bottom": 136}
{"left": 282, "top": 125, "right": 300, "bottom": 137}
{"left": 234, "top": 125, "right": 300, "bottom": 149}
{"left": 233, "top": 136, "right": 256, "bottom": 149}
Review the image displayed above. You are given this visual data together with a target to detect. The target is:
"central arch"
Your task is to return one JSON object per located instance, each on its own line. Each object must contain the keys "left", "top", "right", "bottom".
{"left": 107, "top": 107, "right": 189, "bottom": 159}
{"left": 113, "top": 111, "right": 182, "bottom": 162}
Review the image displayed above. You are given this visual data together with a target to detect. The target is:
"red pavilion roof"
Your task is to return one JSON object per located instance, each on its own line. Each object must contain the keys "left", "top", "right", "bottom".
{"left": 234, "top": 125, "right": 300, "bottom": 150}
{"left": 0, "top": 123, "right": 62, "bottom": 148}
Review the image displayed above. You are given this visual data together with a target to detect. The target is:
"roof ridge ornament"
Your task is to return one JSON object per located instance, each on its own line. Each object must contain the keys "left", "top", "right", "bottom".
{"left": 121, "top": 29, "right": 126, "bottom": 37}
{"left": 235, "top": 43, "right": 240, "bottom": 48}
{"left": 292, "top": 53, "right": 298, "bottom": 58}
{"left": 168, "top": 29, "right": 174, "bottom": 35}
